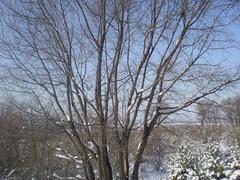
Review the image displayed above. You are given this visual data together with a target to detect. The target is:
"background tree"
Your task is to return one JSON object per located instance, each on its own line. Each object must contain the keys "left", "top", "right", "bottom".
{"left": 0, "top": 99, "right": 60, "bottom": 179}
{"left": 196, "top": 100, "right": 223, "bottom": 143}
{"left": 0, "top": 0, "right": 240, "bottom": 179}
{"left": 197, "top": 100, "right": 221, "bottom": 127}
{"left": 222, "top": 96, "right": 240, "bottom": 146}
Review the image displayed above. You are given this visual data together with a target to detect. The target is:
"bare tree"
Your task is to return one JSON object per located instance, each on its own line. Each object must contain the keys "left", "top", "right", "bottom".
{"left": 222, "top": 97, "right": 240, "bottom": 126}
{"left": 0, "top": 0, "right": 240, "bottom": 179}
{"left": 0, "top": 99, "right": 58, "bottom": 179}
{"left": 197, "top": 100, "right": 221, "bottom": 127}
{"left": 222, "top": 96, "right": 240, "bottom": 146}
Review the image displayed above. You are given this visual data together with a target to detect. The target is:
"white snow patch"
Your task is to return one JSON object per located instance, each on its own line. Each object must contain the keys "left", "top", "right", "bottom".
{"left": 7, "top": 169, "right": 16, "bottom": 177}
{"left": 88, "top": 141, "right": 94, "bottom": 149}
{"left": 66, "top": 114, "right": 70, "bottom": 121}
{"left": 56, "top": 153, "right": 71, "bottom": 160}
{"left": 140, "top": 169, "right": 168, "bottom": 180}
{"left": 127, "top": 102, "right": 135, "bottom": 111}
{"left": 56, "top": 148, "right": 62, "bottom": 151}
{"left": 137, "top": 142, "right": 141, "bottom": 151}
{"left": 76, "top": 174, "right": 82, "bottom": 178}
{"left": 230, "top": 170, "right": 240, "bottom": 180}
{"left": 138, "top": 88, "right": 146, "bottom": 93}
{"left": 159, "top": 91, "right": 163, "bottom": 96}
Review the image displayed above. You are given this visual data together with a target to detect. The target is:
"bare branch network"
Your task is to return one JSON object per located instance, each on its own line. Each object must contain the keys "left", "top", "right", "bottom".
{"left": 0, "top": 0, "right": 239, "bottom": 179}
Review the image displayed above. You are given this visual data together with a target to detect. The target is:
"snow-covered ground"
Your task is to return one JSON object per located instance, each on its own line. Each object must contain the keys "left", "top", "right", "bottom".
{"left": 140, "top": 169, "right": 168, "bottom": 180}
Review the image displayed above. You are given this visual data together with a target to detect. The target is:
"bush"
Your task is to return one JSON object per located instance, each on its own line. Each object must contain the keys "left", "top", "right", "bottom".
{"left": 169, "top": 144, "right": 227, "bottom": 180}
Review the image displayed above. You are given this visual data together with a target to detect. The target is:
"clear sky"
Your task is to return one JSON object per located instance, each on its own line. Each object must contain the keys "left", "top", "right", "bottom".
{"left": 222, "top": 23, "right": 240, "bottom": 67}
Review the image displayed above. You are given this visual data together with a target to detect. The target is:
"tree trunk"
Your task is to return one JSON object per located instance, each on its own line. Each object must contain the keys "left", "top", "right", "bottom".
{"left": 118, "top": 142, "right": 126, "bottom": 180}
{"left": 131, "top": 129, "right": 150, "bottom": 180}
{"left": 116, "top": 131, "right": 130, "bottom": 180}
{"left": 123, "top": 137, "right": 129, "bottom": 179}
{"left": 101, "top": 147, "right": 112, "bottom": 180}
{"left": 100, "top": 123, "right": 112, "bottom": 180}
{"left": 82, "top": 152, "right": 95, "bottom": 180}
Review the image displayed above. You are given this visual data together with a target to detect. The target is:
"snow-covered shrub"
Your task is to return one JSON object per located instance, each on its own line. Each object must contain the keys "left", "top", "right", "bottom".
{"left": 232, "top": 146, "right": 240, "bottom": 169}
{"left": 222, "top": 145, "right": 240, "bottom": 179}
{"left": 169, "top": 145, "right": 200, "bottom": 180}
{"left": 201, "top": 144, "right": 225, "bottom": 179}
{"left": 169, "top": 144, "right": 227, "bottom": 180}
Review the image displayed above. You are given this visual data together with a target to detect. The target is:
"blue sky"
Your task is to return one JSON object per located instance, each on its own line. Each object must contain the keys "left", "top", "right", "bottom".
{"left": 223, "top": 23, "right": 240, "bottom": 67}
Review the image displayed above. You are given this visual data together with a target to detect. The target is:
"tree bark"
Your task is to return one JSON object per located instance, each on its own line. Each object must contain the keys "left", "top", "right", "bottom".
{"left": 131, "top": 129, "right": 150, "bottom": 180}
